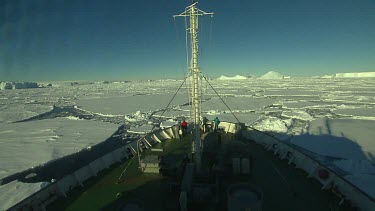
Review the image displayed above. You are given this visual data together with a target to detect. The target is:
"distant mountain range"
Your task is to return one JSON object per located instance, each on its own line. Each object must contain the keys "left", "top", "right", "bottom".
{"left": 319, "top": 72, "right": 375, "bottom": 79}
{"left": 217, "top": 71, "right": 375, "bottom": 80}
{"left": 2, "top": 71, "right": 374, "bottom": 88}
{"left": 217, "top": 75, "right": 248, "bottom": 80}
{"left": 217, "top": 71, "right": 285, "bottom": 80}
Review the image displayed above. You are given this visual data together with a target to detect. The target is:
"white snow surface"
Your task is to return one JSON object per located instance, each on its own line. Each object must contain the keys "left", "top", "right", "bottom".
{"left": 259, "top": 71, "right": 284, "bottom": 79}
{"left": 282, "top": 110, "right": 313, "bottom": 121}
{"left": 291, "top": 118, "right": 375, "bottom": 160}
{"left": 203, "top": 112, "right": 261, "bottom": 126}
{"left": 344, "top": 174, "right": 375, "bottom": 198}
{"left": 128, "top": 124, "right": 154, "bottom": 134}
{"left": 199, "top": 96, "right": 277, "bottom": 112}
{"left": 0, "top": 118, "right": 118, "bottom": 179}
{"left": 333, "top": 159, "right": 375, "bottom": 175}
{"left": 334, "top": 107, "right": 375, "bottom": 118}
{"left": 253, "top": 117, "right": 289, "bottom": 133}
{"left": 217, "top": 75, "right": 247, "bottom": 80}
{"left": 0, "top": 181, "right": 43, "bottom": 210}
{"left": 77, "top": 93, "right": 188, "bottom": 115}
{"left": 289, "top": 118, "right": 375, "bottom": 197}
{"left": 0, "top": 104, "right": 53, "bottom": 123}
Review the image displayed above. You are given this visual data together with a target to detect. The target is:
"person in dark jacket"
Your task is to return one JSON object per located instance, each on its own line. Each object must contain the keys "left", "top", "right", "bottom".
{"left": 202, "top": 116, "right": 208, "bottom": 133}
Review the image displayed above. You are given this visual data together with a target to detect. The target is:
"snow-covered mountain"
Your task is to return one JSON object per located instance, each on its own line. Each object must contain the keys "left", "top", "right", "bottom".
{"left": 217, "top": 75, "right": 247, "bottom": 80}
{"left": 259, "top": 71, "right": 284, "bottom": 80}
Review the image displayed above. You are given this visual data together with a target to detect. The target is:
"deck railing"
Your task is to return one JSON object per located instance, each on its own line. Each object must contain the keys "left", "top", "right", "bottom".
{"left": 7, "top": 121, "right": 375, "bottom": 211}
{"left": 242, "top": 126, "right": 375, "bottom": 211}
{"left": 7, "top": 125, "right": 179, "bottom": 211}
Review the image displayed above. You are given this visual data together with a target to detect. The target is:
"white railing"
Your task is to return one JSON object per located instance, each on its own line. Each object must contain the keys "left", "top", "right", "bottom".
{"left": 242, "top": 127, "right": 375, "bottom": 211}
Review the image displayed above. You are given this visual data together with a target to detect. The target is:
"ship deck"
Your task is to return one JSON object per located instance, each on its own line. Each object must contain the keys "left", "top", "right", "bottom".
{"left": 47, "top": 130, "right": 352, "bottom": 211}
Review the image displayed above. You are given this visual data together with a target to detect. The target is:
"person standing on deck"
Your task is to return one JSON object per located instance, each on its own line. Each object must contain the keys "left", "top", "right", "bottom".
{"left": 201, "top": 116, "right": 208, "bottom": 133}
{"left": 213, "top": 116, "right": 220, "bottom": 132}
{"left": 177, "top": 120, "right": 182, "bottom": 139}
{"left": 180, "top": 120, "right": 188, "bottom": 137}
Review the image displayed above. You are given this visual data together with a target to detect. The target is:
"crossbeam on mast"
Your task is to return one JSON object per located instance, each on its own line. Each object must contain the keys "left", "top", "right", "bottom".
{"left": 173, "top": 3, "right": 214, "bottom": 18}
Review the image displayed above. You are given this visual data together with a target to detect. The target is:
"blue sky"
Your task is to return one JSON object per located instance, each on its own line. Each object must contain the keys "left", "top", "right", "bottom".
{"left": 1, "top": 0, "right": 374, "bottom": 81}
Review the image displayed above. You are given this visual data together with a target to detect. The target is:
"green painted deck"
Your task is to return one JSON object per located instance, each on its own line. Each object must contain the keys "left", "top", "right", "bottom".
{"left": 47, "top": 132, "right": 352, "bottom": 211}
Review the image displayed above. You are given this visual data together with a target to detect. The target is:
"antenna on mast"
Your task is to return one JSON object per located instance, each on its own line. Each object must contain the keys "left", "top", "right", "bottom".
{"left": 174, "top": 2, "right": 214, "bottom": 172}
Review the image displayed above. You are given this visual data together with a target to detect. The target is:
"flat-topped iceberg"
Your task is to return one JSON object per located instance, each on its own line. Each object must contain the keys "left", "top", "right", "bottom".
{"left": 335, "top": 72, "right": 375, "bottom": 78}
{"left": 0, "top": 82, "right": 39, "bottom": 90}
{"left": 318, "top": 72, "right": 375, "bottom": 79}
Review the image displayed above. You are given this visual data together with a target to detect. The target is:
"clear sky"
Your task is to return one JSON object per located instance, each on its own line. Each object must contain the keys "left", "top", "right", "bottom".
{"left": 1, "top": 0, "right": 374, "bottom": 81}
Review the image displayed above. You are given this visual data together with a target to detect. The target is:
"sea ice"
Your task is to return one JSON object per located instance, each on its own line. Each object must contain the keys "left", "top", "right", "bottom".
{"left": 335, "top": 72, "right": 375, "bottom": 78}
{"left": 0, "top": 181, "right": 43, "bottom": 210}
{"left": 1, "top": 77, "right": 375, "bottom": 206}
{"left": 0, "top": 118, "right": 118, "bottom": 179}
{"left": 253, "top": 117, "right": 289, "bottom": 133}
{"left": 344, "top": 174, "right": 375, "bottom": 198}
{"left": 0, "top": 104, "right": 53, "bottom": 123}
{"left": 77, "top": 93, "right": 189, "bottom": 115}
{"left": 291, "top": 118, "right": 375, "bottom": 161}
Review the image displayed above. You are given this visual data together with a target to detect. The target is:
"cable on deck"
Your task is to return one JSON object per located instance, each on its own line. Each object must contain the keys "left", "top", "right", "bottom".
{"left": 133, "top": 76, "right": 189, "bottom": 170}
{"left": 201, "top": 74, "right": 242, "bottom": 124}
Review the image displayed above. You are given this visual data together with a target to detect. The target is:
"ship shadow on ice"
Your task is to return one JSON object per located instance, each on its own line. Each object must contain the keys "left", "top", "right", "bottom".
{"left": 14, "top": 106, "right": 128, "bottom": 124}
{"left": 288, "top": 134, "right": 369, "bottom": 161}
{"left": 13, "top": 106, "right": 87, "bottom": 122}
{"left": 2, "top": 121, "right": 375, "bottom": 209}
{"left": 367, "top": 153, "right": 375, "bottom": 166}
{"left": 12, "top": 105, "right": 172, "bottom": 128}
{"left": 2, "top": 124, "right": 373, "bottom": 186}
{"left": 0, "top": 124, "right": 135, "bottom": 186}
{"left": 266, "top": 117, "right": 375, "bottom": 175}
{"left": 13, "top": 105, "right": 126, "bottom": 124}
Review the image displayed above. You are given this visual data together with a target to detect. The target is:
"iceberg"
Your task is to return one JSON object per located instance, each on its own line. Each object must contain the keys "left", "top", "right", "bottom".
{"left": 0, "top": 82, "right": 39, "bottom": 90}
{"left": 259, "top": 71, "right": 284, "bottom": 80}
{"left": 334, "top": 72, "right": 375, "bottom": 78}
{"left": 217, "top": 75, "right": 247, "bottom": 80}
